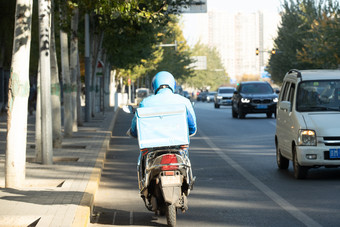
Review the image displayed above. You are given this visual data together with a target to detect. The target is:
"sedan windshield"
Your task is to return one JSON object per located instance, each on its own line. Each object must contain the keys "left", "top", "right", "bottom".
{"left": 240, "top": 83, "right": 273, "bottom": 94}
{"left": 296, "top": 80, "right": 340, "bottom": 112}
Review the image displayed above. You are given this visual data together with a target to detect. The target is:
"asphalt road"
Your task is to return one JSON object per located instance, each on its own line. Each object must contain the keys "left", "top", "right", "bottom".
{"left": 90, "top": 102, "right": 340, "bottom": 227}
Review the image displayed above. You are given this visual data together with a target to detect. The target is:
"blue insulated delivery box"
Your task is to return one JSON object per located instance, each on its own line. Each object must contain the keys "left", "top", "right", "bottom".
{"left": 136, "top": 104, "right": 189, "bottom": 149}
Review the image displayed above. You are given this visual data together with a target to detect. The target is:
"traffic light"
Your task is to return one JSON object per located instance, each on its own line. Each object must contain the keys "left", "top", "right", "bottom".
{"left": 256, "top": 48, "right": 259, "bottom": 56}
{"left": 271, "top": 48, "right": 276, "bottom": 55}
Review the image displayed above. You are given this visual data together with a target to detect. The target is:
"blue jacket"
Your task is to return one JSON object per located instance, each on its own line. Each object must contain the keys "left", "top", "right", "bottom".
{"left": 130, "top": 88, "right": 197, "bottom": 138}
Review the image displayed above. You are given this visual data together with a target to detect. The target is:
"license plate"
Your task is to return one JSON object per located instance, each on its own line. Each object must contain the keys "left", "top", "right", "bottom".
{"left": 160, "top": 175, "right": 181, "bottom": 187}
{"left": 329, "top": 148, "right": 340, "bottom": 158}
{"left": 256, "top": 104, "right": 268, "bottom": 109}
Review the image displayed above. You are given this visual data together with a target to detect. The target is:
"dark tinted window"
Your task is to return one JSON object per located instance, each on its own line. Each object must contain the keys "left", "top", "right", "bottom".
{"left": 288, "top": 83, "right": 295, "bottom": 107}
{"left": 280, "top": 82, "right": 290, "bottom": 101}
{"left": 297, "top": 80, "right": 340, "bottom": 112}
{"left": 219, "top": 88, "right": 235, "bottom": 93}
{"left": 137, "top": 90, "right": 148, "bottom": 98}
{"left": 240, "top": 83, "right": 273, "bottom": 94}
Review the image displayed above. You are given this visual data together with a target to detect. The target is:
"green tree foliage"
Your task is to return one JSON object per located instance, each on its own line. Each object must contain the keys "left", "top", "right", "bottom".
{"left": 186, "top": 42, "right": 228, "bottom": 91}
{"left": 1, "top": 0, "right": 196, "bottom": 78}
{"left": 0, "top": 1, "right": 16, "bottom": 69}
{"left": 103, "top": 16, "right": 164, "bottom": 70}
{"left": 130, "top": 48, "right": 164, "bottom": 86}
{"left": 297, "top": 1, "right": 340, "bottom": 68}
{"left": 93, "top": 0, "right": 177, "bottom": 70}
{"left": 119, "top": 15, "right": 195, "bottom": 88}
{"left": 30, "top": 0, "right": 39, "bottom": 76}
{"left": 268, "top": 0, "right": 311, "bottom": 84}
{"left": 268, "top": 0, "right": 340, "bottom": 84}
{"left": 151, "top": 15, "right": 194, "bottom": 83}
{"left": 0, "top": 0, "right": 39, "bottom": 75}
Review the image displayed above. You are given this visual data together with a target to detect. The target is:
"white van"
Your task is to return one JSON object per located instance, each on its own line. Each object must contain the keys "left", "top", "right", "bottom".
{"left": 275, "top": 69, "right": 340, "bottom": 179}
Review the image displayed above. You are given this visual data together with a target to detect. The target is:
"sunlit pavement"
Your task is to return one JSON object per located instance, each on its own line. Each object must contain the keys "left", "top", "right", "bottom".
{"left": 0, "top": 108, "right": 117, "bottom": 227}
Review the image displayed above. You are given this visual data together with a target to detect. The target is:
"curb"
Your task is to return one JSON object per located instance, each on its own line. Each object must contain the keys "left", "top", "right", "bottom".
{"left": 71, "top": 108, "right": 120, "bottom": 227}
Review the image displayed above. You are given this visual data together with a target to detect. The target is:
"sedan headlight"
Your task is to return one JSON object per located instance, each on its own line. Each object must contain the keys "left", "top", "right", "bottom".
{"left": 273, "top": 97, "right": 278, "bottom": 102}
{"left": 298, "top": 130, "right": 316, "bottom": 146}
{"left": 217, "top": 96, "right": 222, "bottom": 99}
{"left": 241, "top": 98, "right": 250, "bottom": 103}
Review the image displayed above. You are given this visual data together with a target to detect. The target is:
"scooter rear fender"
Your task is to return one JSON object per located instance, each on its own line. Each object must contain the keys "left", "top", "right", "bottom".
{"left": 160, "top": 175, "right": 182, "bottom": 204}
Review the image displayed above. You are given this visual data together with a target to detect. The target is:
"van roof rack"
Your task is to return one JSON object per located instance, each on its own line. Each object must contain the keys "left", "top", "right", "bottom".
{"left": 288, "top": 69, "right": 302, "bottom": 79}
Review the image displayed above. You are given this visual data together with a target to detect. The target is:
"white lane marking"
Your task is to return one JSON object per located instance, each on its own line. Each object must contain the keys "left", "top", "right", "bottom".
{"left": 112, "top": 211, "right": 117, "bottom": 225}
{"left": 269, "top": 120, "right": 276, "bottom": 127}
{"left": 199, "top": 130, "right": 322, "bottom": 227}
{"left": 130, "top": 211, "right": 133, "bottom": 225}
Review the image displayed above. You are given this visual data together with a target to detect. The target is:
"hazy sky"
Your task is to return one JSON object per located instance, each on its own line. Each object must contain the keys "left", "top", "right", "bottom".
{"left": 206, "top": 0, "right": 283, "bottom": 13}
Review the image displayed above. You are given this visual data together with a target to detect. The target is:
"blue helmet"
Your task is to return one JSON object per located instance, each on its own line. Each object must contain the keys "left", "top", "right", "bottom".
{"left": 151, "top": 71, "right": 176, "bottom": 94}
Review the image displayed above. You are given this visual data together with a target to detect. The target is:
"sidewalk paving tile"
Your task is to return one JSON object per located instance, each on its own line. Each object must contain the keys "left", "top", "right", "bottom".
{"left": 0, "top": 108, "right": 119, "bottom": 227}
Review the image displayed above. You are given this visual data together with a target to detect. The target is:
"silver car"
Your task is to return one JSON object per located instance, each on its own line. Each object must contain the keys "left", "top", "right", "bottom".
{"left": 206, "top": 91, "right": 217, "bottom": 102}
{"left": 214, "top": 87, "right": 236, "bottom": 108}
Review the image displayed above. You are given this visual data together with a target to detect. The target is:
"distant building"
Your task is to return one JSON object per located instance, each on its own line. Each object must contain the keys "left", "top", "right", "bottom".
{"left": 184, "top": 10, "right": 280, "bottom": 80}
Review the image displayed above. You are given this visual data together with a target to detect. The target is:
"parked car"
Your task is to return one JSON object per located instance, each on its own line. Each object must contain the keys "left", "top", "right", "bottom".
{"left": 197, "top": 91, "right": 208, "bottom": 101}
{"left": 214, "top": 87, "right": 235, "bottom": 108}
{"left": 275, "top": 69, "right": 340, "bottom": 179}
{"left": 135, "top": 88, "right": 150, "bottom": 105}
{"left": 231, "top": 81, "right": 278, "bottom": 118}
{"left": 182, "top": 91, "right": 191, "bottom": 99}
{"left": 206, "top": 91, "right": 217, "bottom": 102}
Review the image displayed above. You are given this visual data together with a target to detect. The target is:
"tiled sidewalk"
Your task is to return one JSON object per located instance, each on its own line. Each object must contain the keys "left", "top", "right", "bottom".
{"left": 0, "top": 108, "right": 118, "bottom": 227}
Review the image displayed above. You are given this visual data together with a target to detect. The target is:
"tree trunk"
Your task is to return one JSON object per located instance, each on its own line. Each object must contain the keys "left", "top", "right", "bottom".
{"left": 38, "top": 0, "right": 53, "bottom": 165}
{"left": 50, "top": 0, "right": 62, "bottom": 148}
{"left": 76, "top": 51, "right": 83, "bottom": 126}
{"left": 70, "top": 7, "right": 79, "bottom": 131}
{"left": 103, "top": 61, "right": 110, "bottom": 110}
{"left": 60, "top": 29, "right": 72, "bottom": 137}
{"left": 84, "top": 13, "right": 91, "bottom": 122}
{"left": 6, "top": 0, "right": 33, "bottom": 188}
{"left": 109, "top": 69, "right": 116, "bottom": 108}
{"left": 35, "top": 63, "right": 42, "bottom": 162}
{"left": 90, "top": 31, "right": 104, "bottom": 116}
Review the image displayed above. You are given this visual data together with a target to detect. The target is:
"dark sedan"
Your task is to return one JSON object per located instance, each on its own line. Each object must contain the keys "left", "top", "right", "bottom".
{"left": 231, "top": 81, "right": 278, "bottom": 119}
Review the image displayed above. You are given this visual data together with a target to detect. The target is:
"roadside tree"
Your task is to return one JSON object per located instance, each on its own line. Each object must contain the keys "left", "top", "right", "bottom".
{"left": 186, "top": 42, "right": 227, "bottom": 91}
{"left": 268, "top": 0, "right": 340, "bottom": 84}
{"left": 37, "top": 0, "right": 53, "bottom": 164}
{"left": 297, "top": 2, "right": 340, "bottom": 68}
{"left": 6, "top": 0, "right": 33, "bottom": 188}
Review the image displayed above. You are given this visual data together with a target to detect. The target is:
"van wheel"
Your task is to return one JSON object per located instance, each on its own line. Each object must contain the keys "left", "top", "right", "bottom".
{"left": 276, "top": 142, "right": 289, "bottom": 169}
{"left": 293, "top": 147, "right": 308, "bottom": 179}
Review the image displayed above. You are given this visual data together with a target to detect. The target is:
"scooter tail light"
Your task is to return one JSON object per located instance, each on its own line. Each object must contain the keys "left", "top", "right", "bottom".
{"left": 160, "top": 154, "right": 178, "bottom": 171}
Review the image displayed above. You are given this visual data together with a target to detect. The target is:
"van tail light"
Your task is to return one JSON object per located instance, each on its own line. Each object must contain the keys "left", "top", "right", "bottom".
{"left": 160, "top": 154, "right": 178, "bottom": 171}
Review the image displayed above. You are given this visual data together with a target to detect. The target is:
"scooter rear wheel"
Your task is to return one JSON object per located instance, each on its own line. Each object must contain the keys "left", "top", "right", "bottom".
{"left": 165, "top": 204, "right": 176, "bottom": 227}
